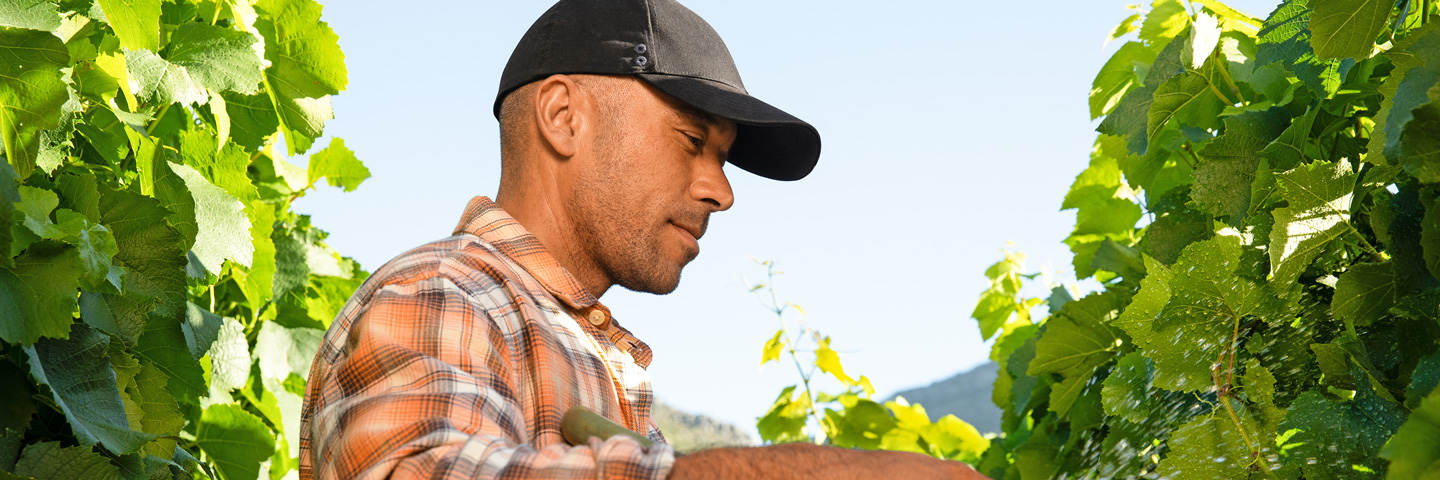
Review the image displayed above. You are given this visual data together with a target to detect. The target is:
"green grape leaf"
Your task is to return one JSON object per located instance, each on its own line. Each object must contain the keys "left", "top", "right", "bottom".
{"left": 99, "top": 188, "right": 187, "bottom": 318}
{"left": 254, "top": 0, "right": 346, "bottom": 98}
{"left": 927, "top": 415, "right": 987, "bottom": 459}
{"left": 0, "top": 27, "right": 69, "bottom": 178}
{"left": 134, "top": 312, "right": 206, "bottom": 404}
{"left": 1148, "top": 71, "right": 1228, "bottom": 149}
{"left": 1268, "top": 159, "right": 1356, "bottom": 287}
{"left": 25, "top": 323, "right": 155, "bottom": 454}
{"left": 197, "top": 404, "right": 275, "bottom": 480}
{"left": 1380, "top": 390, "right": 1440, "bottom": 480}
{"left": 1012, "top": 429, "right": 1060, "bottom": 480}
{"left": 169, "top": 161, "right": 253, "bottom": 275}
{"left": 1106, "top": 12, "right": 1141, "bottom": 46}
{"left": 971, "top": 288, "right": 1016, "bottom": 341}
{"left": 1098, "top": 84, "right": 1159, "bottom": 156}
{"left": 1102, "top": 352, "right": 1153, "bottom": 424}
{"left": 1073, "top": 196, "right": 1143, "bottom": 237}
{"left": 1307, "top": 0, "right": 1393, "bottom": 61}
{"left": 1279, "top": 377, "right": 1405, "bottom": 477}
{"left": 54, "top": 172, "right": 101, "bottom": 224}
{"left": 1111, "top": 256, "right": 1171, "bottom": 343}
{"left": 124, "top": 48, "right": 207, "bottom": 106}
{"left": 1256, "top": 0, "right": 1356, "bottom": 97}
{"left": 253, "top": 320, "right": 322, "bottom": 383}
{"left": 1090, "top": 42, "right": 1157, "bottom": 120}
{"left": 130, "top": 360, "right": 183, "bottom": 457}
{"left": 178, "top": 129, "right": 257, "bottom": 203}
{"left": 236, "top": 200, "right": 277, "bottom": 306}
{"left": 1259, "top": 105, "right": 1318, "bottom": 170}
{"left": 0, "top": 162, "right": 17, "bottom": 268}
{"left": 51, "top": 210, "right": 123, "bottom": 293}
{"left": 11, "top": 441, "right": 122, "bottom": 480}
{"left": 305, "top": 137, "right": 369, "bottom": 192}
{"left": 220, "top": 91, "right": 280, "bottom": 151}
{"left": 0, "top": 242, "right": 84, "bottom": 345}
{"left": 255, "top": 0, "right": 345, "bottom": 155}
{"left": 1048, "top": 370, "right": 1094, "bottom": 419}
{"left": 1028, "top": 292, "right": 1123, "bottom": 377}
{"left": 270, "top": 223, "right": 311, "bottom": 299}
{"left": 1149, "top": 236, "right": 1275, "bottom": 392}
{"left": 1416, "top": 190, "right": 1440, "bottom": 294}
{"left": 208, "top": 317, "right": 249, "bottom": 393}
{"left": 833, "top": 399, "right": 894, "bottom": 450}
{"left": 1194, "top": 109, "right": 1288, "bottom": 221}
{"left": 814, "top": 336, "right": 855, "bottom": 385}
{"left": 96, "top": 0, "right": 161, "bottom": 51}
{"left": 14, "top": 186, "right": 85, "bottom": 241}
{"left": 1375, "top": 30, "right": 1440, "bottom": 163}
{"left": 1139, "top": 0, "right": 1189, "bottom": 43}
{"left": 1330, "top": 261, "right": 1396, "bottom": 327}
{"left": 756, "top": 386, "right": 809, "bottom": 444}
{"left": 0, "top": 0, "right": 60, "bottom": 31}
{"left": 1409, "top": 353, "right": 1440, "bottom": 408}
{"left": 1242, "top": 360, "right": 1286, "bottom": 430}
{"left": 163, "top": 22, "right": 264, "bottom": 95}
{"left": 1091, "top": 239, "right": 1145, "bottom": 278}
{"left": 1062, "top": 148, "right": 1125, "bottom": 211}
{"left": 182, "top": 301, "right": 222, "bottom": 361}
{"left": 1400, "top": 102, "right": 1440, "bottom": 184}
{"left": 1185, "top": 12, "right": 1222, "bottom": 70}
{"left": 1155, "top": 412, "right": 1265, "bottom": 479}
{"left": 760, "top": 329, "right": 784, "bottom": 367}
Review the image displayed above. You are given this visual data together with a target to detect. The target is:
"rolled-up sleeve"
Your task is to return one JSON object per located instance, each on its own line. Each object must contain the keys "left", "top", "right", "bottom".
{"left": 299, "top": 274, "right": 676, "bottom": 480}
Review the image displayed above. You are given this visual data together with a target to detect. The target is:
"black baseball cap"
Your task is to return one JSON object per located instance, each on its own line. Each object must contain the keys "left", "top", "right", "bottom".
{"left": 494, "top": 0, "right": 821, "bottom": 181}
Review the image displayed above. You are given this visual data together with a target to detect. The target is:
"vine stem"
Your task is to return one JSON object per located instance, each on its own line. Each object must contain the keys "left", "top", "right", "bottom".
{"left": 146, "top": 103, "right": 173, "bottom": 133}
{"left": 1214, "top": 313, "right": 1276, "bottom": 477}
{"left": 765, "top": 265, "right": 828, "bottom": 444}
{"left": 1219, "top": 397, "right": 1275, "bottom": 476}
{"left": 1212, "top": 51, "right": 1246, "bottom": 106}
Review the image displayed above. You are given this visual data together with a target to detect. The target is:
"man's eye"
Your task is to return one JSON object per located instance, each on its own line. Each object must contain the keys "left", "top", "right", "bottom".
{"left": 685, "top": 134, "right": 705, "bottom": 150}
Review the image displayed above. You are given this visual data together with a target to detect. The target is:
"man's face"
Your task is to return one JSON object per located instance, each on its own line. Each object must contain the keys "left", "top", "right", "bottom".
{"left": 565, "top": 79, "right": 737, "bottom": 295}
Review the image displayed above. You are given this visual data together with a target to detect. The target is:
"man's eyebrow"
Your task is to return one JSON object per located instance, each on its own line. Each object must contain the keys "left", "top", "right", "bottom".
{"left": 671, "top": 103, "right": 724, "bottom": 130}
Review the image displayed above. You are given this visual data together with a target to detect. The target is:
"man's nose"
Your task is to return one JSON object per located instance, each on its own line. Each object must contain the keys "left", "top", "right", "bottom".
{"left": 692, "top": 160, "right": 734, "bottom": 212}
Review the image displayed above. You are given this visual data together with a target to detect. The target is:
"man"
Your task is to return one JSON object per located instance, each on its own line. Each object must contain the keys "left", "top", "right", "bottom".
{"left": 298, "top": 0, "right": 984, "bottom": 478}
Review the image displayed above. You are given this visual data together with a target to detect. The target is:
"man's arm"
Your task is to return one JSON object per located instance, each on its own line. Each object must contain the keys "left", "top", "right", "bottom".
{"left": 300, "top": 276, "right": 674, "bottom": 480}
{"left": 668, "top": 444, "right": 987, "bottom": 480}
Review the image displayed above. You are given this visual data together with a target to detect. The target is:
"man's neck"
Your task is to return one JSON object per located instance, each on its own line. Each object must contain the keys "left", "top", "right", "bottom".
{"left": 495, "top": 183, "right": 613, "bottom": 298}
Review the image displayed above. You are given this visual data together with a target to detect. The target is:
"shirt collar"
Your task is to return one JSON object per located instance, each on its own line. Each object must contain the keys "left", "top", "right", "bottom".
{"left": 452, "top": 196, "right": 599, "bottom": 309}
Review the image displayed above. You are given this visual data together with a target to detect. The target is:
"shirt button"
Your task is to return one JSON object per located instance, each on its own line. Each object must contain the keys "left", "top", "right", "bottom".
{"left": 588, "top": 310, "right": 606, "bottom": 326}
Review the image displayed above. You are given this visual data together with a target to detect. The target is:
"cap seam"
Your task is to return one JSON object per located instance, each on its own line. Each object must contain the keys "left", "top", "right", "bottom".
{"left": 643, "top": 0, "right": 656, "bottom": 70}
{"left": 639, "top": 71, "right": 744, "bottom": 93}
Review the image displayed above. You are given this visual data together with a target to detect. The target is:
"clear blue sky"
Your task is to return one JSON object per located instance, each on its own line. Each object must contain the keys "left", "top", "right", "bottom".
{"left": 293, "top": 0, "right": 1282, "bottom": 432}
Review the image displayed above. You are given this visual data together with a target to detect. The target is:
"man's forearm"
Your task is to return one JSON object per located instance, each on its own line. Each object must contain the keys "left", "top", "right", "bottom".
{"left": 666, "top": 443, "right": 987, "bottom": 480}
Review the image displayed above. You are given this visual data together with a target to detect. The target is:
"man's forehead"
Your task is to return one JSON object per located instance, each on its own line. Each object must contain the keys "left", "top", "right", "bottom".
{"left": 666, "top": 99, "right": 734, "bottom": 134}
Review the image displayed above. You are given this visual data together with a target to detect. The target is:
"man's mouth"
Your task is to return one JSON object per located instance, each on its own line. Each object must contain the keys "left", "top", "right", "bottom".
{"left": 670, "top": 220, "right": 704, "bottom": 243}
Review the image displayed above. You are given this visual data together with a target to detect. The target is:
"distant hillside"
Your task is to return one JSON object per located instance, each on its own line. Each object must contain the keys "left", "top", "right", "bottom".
{"left": 652, "top": 401, "right": 754, "bottom": 453}
{"left": 888, "top": 362, "right": 1001, "bottom": 434}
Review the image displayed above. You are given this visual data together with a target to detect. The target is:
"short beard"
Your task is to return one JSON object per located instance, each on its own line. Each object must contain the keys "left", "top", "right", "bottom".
{"left": 566, "top": 126, "right": 686, "bottom": 295}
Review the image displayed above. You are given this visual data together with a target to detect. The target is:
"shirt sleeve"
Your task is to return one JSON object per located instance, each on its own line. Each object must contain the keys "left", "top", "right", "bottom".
{"left": 300, "top": 275, "right": 676, "bottom": 480}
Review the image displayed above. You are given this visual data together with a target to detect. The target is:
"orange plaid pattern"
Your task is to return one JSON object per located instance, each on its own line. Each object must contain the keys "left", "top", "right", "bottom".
{"left": 298, "top": 196, "right": 675, "bottom": 480}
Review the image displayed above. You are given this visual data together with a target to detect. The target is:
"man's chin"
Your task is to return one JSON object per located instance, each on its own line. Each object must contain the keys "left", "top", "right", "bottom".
{"left": 615, "top": 264, "right": 685, "bottom": 295}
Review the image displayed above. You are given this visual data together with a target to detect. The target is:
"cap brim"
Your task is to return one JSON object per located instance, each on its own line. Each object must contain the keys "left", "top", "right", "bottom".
{"left": 637, "top": 74, "right": 820, "bottom": 181}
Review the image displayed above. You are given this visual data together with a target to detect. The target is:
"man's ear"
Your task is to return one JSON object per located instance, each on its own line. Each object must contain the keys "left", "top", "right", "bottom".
{"left": 533, "top": 74, "right": 589, "bottom": 158}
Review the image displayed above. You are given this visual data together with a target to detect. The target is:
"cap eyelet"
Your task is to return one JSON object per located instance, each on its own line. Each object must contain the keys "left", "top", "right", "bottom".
{"left": 635, "top": 55, "right": 648, "bottom": 66}
{"left": 634, "top": 44, "right": 647, "bottom": 54}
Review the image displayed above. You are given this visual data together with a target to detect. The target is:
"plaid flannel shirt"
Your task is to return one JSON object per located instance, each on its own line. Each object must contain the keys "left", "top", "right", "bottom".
{"left": 299, "top": 196, "right": 675, "bottom": 480}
